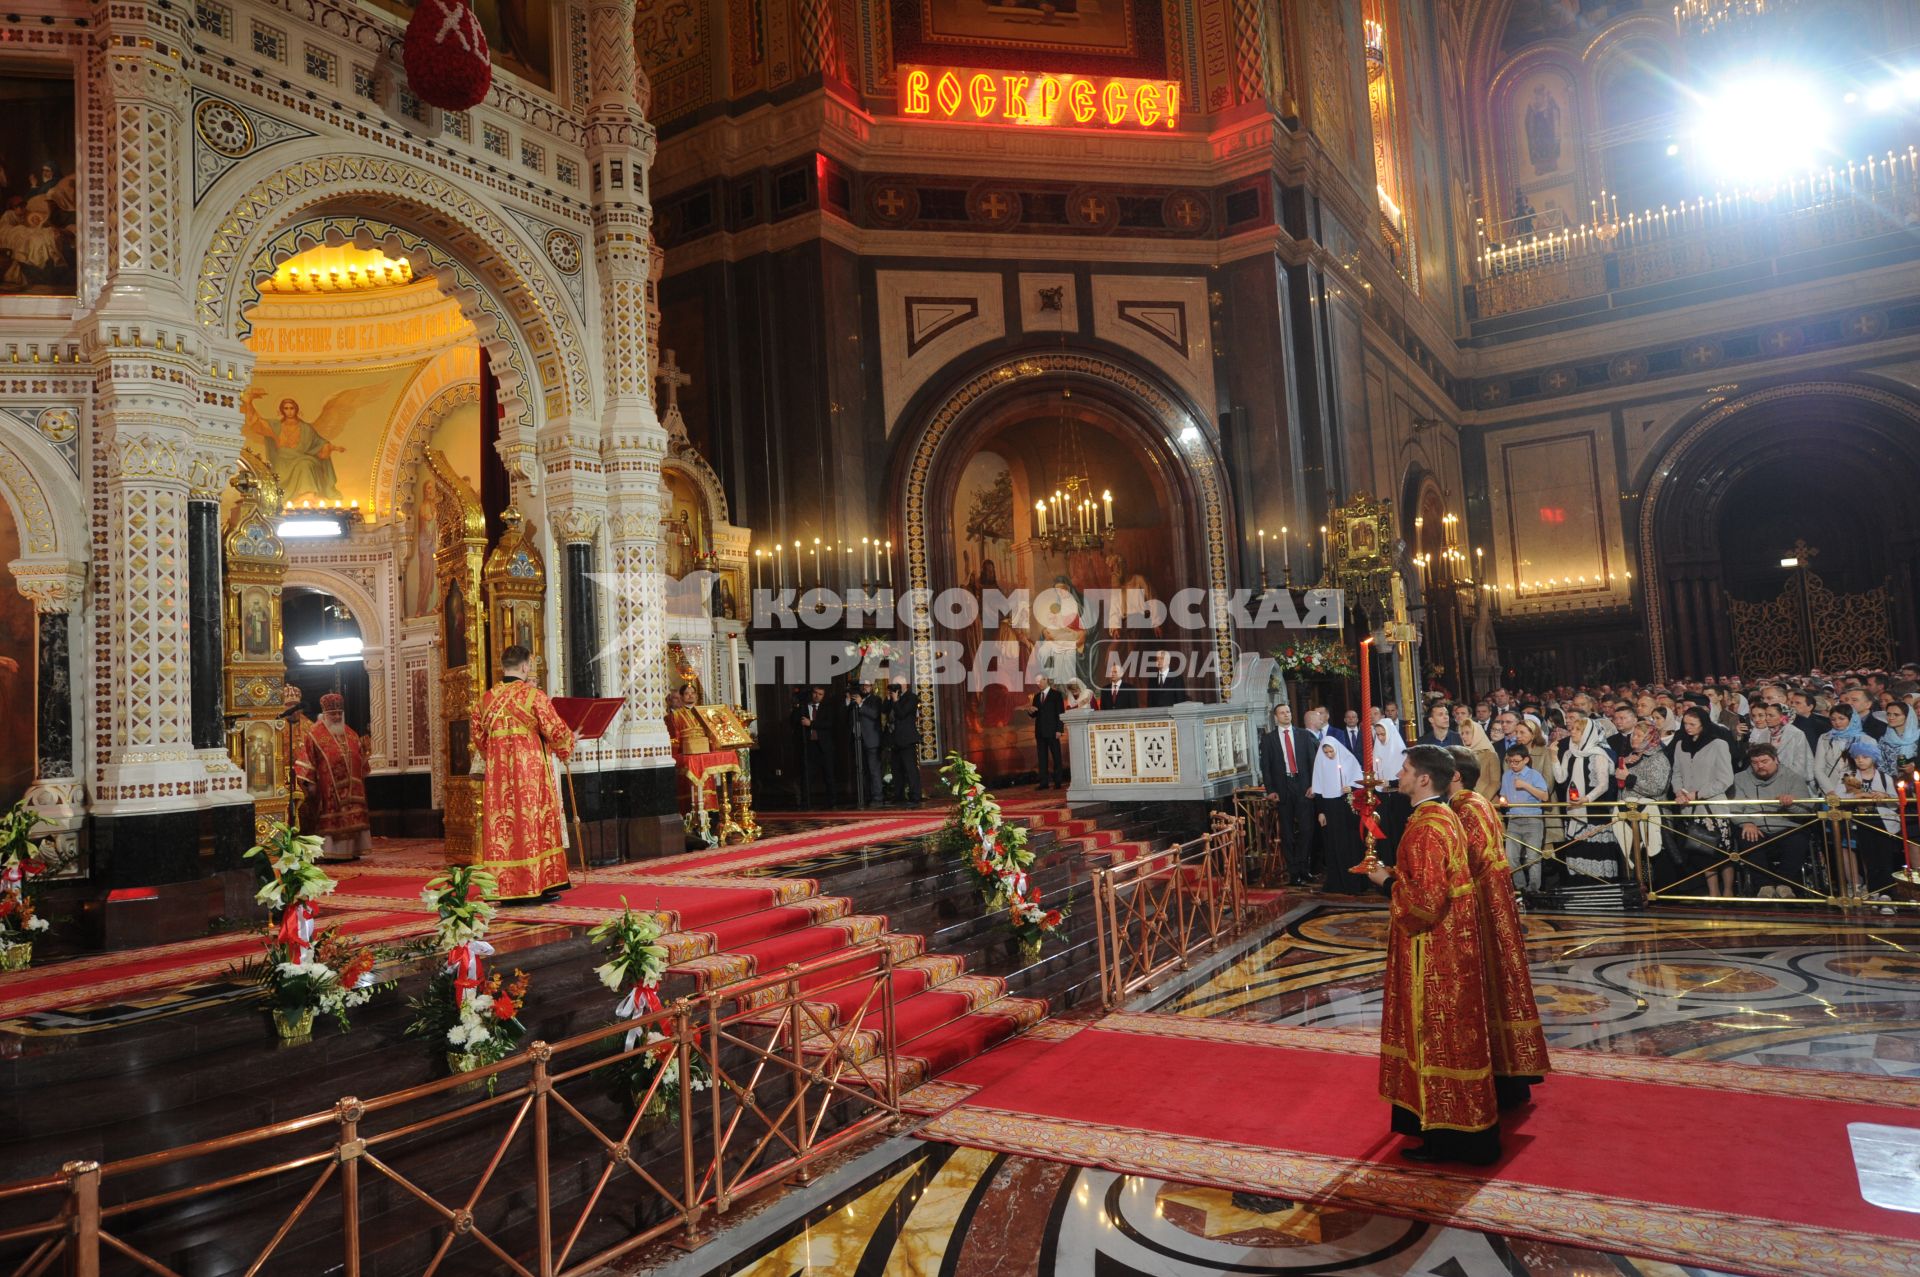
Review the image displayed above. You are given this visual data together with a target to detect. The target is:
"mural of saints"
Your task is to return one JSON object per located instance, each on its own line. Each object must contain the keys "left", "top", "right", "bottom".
{"left": 1525, "top": 83, "right": 1563, "bottom": 175}
{"left": 243, "top": 383, "right": 388, "bottom": 504}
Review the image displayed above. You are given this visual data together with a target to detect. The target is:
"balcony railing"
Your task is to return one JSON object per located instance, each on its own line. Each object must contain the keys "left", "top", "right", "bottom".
{"left": 1469, "top": 150, "right": 1920, "bottom": 322}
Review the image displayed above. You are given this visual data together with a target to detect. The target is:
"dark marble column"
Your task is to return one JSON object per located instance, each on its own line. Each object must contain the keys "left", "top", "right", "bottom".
{"left": 566, "top": 541, "right": 600, "bottom": 696}
{"left": 36, "top": 610, "right": 72, "bottom": 777}
{"left": 187, "top": 499, "right": 224, "bottom": 749}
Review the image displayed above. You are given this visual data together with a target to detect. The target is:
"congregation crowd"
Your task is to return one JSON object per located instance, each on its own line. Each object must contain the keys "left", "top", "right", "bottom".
{"left": 1258, "top": 666, "right": 1920, "bottom": 903}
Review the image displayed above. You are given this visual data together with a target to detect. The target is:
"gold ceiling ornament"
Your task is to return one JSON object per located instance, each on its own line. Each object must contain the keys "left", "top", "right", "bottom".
{"left": 260, "top": 244, "right": 417, "bottom": 295}
{"left": 1673, "top": 0, "right": 1803, "bottom": 41}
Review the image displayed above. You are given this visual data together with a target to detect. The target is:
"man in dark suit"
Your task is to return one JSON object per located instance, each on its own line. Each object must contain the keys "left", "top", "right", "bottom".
{"left": 1100, "top": 658, "right": 1139, "bottom": 711}
{"left": 1604, "top": 704, "right": 1638, "bottom": 762}
{"left": 1145, "top": 650, "right": 1183, "bottom": 708}
{"left": 1259, "top": 702, "right": 1319, "bottom": 884}
{"left": 1029, "top": 676, "right": 1066, "bottom": 788}
{"left": 886, "top": 678, "right": 923, "bottom": 803}
{"left": 850, "top": 683, "right": 884, "bottom": 806}
{"left": 793, "top": 685, "right": 837, "bottom": 807}
{"left": 1788, "top": 689, "right": 1825, "bottom": 754}
{"left": 1335, "top": 709, "right": 1364, "bottom": 758}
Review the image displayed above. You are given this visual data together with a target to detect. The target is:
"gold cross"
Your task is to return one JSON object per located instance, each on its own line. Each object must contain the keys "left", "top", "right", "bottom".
{"left": 875, "top": 187, "right": 908, "bottom": 218}
{"left": 1078, "top": 195, "right": 1107, "bottom": 222}
{"left": 979, "top": 192, "right": 1008, "bottom": 220}
{"left": 1171, "top": 197, "right": 1201, "bottom": 227}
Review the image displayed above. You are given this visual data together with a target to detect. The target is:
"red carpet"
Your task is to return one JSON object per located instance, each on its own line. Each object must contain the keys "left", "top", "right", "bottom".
{"left": 0, "top": 911, "right": 432, "bottom": 1019}
{"left": 917, "top": 1014, "right": 1920, "bottom": 1277}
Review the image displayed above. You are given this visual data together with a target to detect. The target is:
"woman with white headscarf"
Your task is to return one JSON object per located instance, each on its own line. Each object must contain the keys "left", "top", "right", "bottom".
{"left": 1555, "top": 711, "right": 1622, "bottom": 882}
{"left": 1310, "top": 730, "right": 1366, "bottom": 881}
{"left": 1370, "top": 715, "right": 1410, "bottom": 868}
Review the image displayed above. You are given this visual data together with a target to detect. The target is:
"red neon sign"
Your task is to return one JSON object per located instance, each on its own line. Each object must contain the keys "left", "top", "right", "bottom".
{"left": 899, "top": 65, "right": 1182, "bottom": 132}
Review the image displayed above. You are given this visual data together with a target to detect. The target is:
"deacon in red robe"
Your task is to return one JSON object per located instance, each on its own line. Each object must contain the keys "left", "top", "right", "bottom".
{"left": 294, "top": 692, "right": 371, "bottom": 862}
{"left": 1366, "top": 744, "right": 1500, "bottom": 1164}
{"left": 282, "top": 683, "right": 314, "bottom": 829}
{"left": 1448, "top": 746, "right": 1552, "bottom": 1109}
{"left": 474, "top": 644, "right": 574, "bottom": 902}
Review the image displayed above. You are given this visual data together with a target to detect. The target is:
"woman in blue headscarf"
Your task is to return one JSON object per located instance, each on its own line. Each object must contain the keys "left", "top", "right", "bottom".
{"left": 1814, "top": 706, "right": 1865, "bottom": 797}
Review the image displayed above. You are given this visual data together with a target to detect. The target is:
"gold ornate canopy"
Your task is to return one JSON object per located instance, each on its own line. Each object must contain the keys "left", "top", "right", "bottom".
{"left": 483, "top": 507, "right": 547, "bottom": 685}
{"left": 223, "top": 459, "right": 292, "bottom": 836}
{"left": 428, "top": 448, "right": 488, "bottom": 863}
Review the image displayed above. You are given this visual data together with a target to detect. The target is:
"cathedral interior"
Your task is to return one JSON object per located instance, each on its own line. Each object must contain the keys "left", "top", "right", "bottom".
{"left": 2, "top": 1, "right": 1920, "bottom": 1274}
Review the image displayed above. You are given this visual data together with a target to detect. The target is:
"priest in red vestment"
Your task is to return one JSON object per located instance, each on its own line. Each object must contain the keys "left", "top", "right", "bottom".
{"left": 1366, "top": 744, "right": 1500, "bottom": 1164}
{"left": 474, "top": 644, "right": 574, "bottom": 902}
{"left": 282, "top": 683, "right": 314, "bottom": 829}
{"left": 1448, "top": 746, "right": 1552, "bottom": 1109}
{"left": 294, "top": 692, "right": 371, "bottom": 862}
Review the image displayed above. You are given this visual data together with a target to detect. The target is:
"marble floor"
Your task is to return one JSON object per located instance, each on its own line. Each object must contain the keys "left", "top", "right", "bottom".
{"left": 620, "top": 903, "right": 1920, "bottom": 1276}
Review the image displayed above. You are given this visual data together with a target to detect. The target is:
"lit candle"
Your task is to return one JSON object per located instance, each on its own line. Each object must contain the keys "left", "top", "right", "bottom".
{"left": 1258, "top": 528, "right": 1268, "bottom": 574}
{"left": 884, "top": 539, "right": 893, "bottom": 586}
{"left": 1035, "top": 500, "right": 1047, "bottom": 537}
{"left": 1103, "top": 489, "right": 1113, "bottom": 529}
{"left": 1359, "top": 636, "right": 1374, "bottom": 777}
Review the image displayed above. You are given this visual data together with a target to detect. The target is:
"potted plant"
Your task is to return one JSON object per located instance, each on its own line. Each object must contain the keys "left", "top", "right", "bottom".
{"left": 591, "top": 901, "right": 707, "bottom": 1124}
{"left": 256, "top": 928, "right": 381, "bottom": 1041}
{"left": 0, "top": 803, "right": 57, "bottom": 971}
{"left": 406, "top": 866, "right": 530, "bottom": 1088}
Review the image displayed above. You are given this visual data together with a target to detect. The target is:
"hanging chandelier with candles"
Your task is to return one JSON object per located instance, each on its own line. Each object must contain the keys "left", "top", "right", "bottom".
{"left": 1672, "top": 0, "right": 1802, "bottom": 42}
{"left": 1031, "top": 386, "right": 1113, "bottom": 553}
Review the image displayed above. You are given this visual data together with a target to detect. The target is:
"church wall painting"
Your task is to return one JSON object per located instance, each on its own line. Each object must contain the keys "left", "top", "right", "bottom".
{"left": 945, "top": 420, "right": 1184, "bottom": 777}
{"left": 241, "top": 363, "right": 429, "bottom": 509}
{"left": 890, "top": 0, "right": 1169, "bottom": 79}
{"left": 1501, "top": 1, "right": 1645, "bottom": 55}
{"left": 0, "top": 70, "right": 76, "bottom": 297}
{"left": 0, "top": 496, "right": 33, "bottom": 810}
{"left": 1512, "top": 68, "right": 1576, "bottom": 183}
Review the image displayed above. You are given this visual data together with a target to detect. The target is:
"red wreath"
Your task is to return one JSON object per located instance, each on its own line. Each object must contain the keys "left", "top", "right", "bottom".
{"left": 403, "top": 0, "right": 493, "bottom": 112}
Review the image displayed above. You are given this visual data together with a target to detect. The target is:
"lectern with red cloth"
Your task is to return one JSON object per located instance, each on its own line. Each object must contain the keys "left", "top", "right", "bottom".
{"left": 550, "top": 697, "right": 623, "bottom": 871}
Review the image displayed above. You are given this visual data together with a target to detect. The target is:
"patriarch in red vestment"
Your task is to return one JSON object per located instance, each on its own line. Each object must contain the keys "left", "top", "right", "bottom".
{"left": 294, "top": 692, "right": 371, "bottom": 862}
{"left": 1365, "top": 744, "right": 1500, "bottom": 1164}
{"left": 1448, "top": 746, "right": 1552, "bottom": 1109}
{"left": 474, "top": 644, "right": 574, "bottom": 902}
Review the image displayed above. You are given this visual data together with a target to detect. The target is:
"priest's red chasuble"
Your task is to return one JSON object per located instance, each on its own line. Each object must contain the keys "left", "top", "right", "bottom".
{"left": 294, "top": 722, "right": 369, "bottom": 839}
{"left": 1451, "top": 788, "right": 1553, "bottom": 1080}
{"left": 473, "top": 679, "right": 575, "bottom": 900}
{"left": 1378, "top": 798, "right": 1498, "bottom": 1133}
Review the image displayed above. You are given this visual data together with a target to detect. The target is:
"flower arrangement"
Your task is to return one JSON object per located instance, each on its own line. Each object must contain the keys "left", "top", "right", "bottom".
{"left": 591, "top": 901, "right": 709, "bottom": 1121}
{"left": 406, "top": 866, "right": 530, "bottom": 1081}
{"left": 242, "top": 820, "right": 380, "bottom": 1037}
{"left": 256, "top": 928, "right": 383, "bottom": 1039}
{"left": 1270, "top": 637, "right": 1357, "bottom": 678}
{"left": 846, "top": 634, "right": 900, "bottom": 679}
{"left": 0, "top": 803, "right": 52, "bottom": 971}
{"left": 938, "top": 753, "right": 1067, "bottom": 958}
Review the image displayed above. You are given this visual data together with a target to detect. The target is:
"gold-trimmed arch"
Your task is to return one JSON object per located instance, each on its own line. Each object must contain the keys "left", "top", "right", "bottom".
{"left": 1638, "top": 379, "right": 1920, "bottom": 682}
{"left": 895, "top": 350, "right": 1235, "bottom": 760}
{"left": 375, "top": 345, "right": 484, "bottom": 522}
{"left": 194, "top": 150, "right": 593, "bottom": 428}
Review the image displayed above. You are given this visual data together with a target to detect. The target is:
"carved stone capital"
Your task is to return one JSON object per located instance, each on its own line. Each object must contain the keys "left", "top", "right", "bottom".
{"left": 551, "top": 507, "right": 604, "bottom": 545}
{"left": 8, "top": 559, "right": 88, "bottom": 614}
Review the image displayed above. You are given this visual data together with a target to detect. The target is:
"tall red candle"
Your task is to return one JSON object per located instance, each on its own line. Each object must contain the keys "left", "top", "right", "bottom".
{"left": 1358, "top": 636, "right": 1374, "bottom": 776}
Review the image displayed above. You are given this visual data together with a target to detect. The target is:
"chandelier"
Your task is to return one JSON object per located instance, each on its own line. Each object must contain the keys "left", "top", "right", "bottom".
{"left": 1032, "top": 388, "right": 1112, "bottom": 553}
{"left": 1363, "top": 20, "right": 1386, "bottom": 83}
{"left": 1673, "top": 0, "right": 1800, "bottom": 41}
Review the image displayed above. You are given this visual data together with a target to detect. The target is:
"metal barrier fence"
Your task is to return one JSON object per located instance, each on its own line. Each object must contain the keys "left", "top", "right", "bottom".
{"left": 1496, "top": 795, "right": 1919, "bottom": 911}
{"left": 0, "top": 942, "right": 904, "bottom": 1277}
{"left": 1091, "top": 814, "right": 1249, "bottom": 1007}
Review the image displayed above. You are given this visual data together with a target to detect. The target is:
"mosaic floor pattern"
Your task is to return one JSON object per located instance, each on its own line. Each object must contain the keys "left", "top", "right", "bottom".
{"left": 618, "top": 903, "right": 1920, "bottom": 1276}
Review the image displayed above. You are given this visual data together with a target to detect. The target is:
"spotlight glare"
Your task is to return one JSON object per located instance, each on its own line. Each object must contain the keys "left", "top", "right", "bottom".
{"left": 1867, "top": 84, "right": 1898, "bottom": 111}
{"left": 1905, "top": 71, "right": 1920, "bottom": 98}
{"left": 1691, "top": 73, "right": 1832, "bottom": 184}
{"left": 1666, "top": 142, "right": 1681, "bottom": 156}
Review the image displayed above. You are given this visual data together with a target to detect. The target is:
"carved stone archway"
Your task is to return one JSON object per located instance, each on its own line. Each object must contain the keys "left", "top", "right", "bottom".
{"left": 895, "top": 350, "right": 1235, "bottom": 761}
{"left": 1639, "top": 379, "right": 1920, "bottom": 680}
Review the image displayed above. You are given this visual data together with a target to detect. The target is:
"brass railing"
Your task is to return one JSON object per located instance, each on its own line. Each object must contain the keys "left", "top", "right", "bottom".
{"left": 1480, "top": 795, "right": 1915, "bottom": 911}
{"left": 0, "top": 942, "right": 903, "bottom": 1276}
{"left": 1091, "top": 814, "right": 1249, "bottom": 1007}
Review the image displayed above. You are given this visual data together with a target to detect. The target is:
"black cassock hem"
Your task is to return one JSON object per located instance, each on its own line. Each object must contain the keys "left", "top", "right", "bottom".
{"left": 1390, "top": 1104, "right": 1503, "bottom": 1164}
